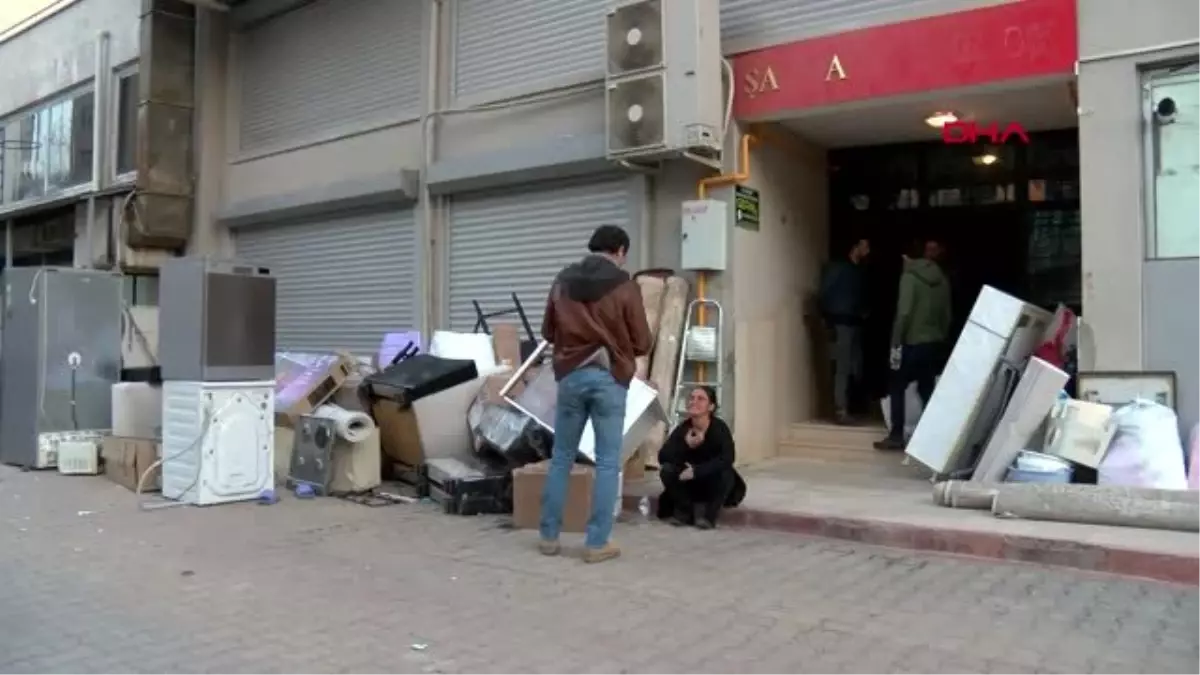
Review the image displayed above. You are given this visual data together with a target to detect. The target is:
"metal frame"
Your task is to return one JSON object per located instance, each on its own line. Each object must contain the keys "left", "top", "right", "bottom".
{"left": 110, "top": 62, "right": 139, "bottom": 185}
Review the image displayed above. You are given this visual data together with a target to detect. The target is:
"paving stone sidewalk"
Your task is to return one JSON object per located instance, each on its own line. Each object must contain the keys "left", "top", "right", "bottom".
{"left": 0, "top": 467, "right": 1196, "bottom": 674}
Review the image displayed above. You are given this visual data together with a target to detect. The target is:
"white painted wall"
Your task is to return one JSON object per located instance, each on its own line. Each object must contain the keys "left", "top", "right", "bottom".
{"left": 0, "top": 0, "right": 139, "bottom": 117}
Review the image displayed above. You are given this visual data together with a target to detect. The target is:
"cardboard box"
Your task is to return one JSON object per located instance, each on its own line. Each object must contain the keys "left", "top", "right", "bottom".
{"left": 101, "top": 436, "right": 161, "bottom": 492}
{"left": 512, "top": 461, "right": 594, "bottom": 532}
{"left": 372, "top": 375, "right": 488, "bottom": 468}
{"left": 484, "top": 324, "right": 524, "bottom": 402}
{"left": 274, "top": 352, "right": 356, "bottom": 426}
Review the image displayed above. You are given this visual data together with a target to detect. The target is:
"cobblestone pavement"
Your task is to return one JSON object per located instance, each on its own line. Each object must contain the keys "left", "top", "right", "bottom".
{"left": 0, "top": 467, "right": 1196, "bottom": 674}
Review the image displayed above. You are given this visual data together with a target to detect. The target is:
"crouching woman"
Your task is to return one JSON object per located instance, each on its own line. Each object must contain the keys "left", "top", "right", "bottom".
{"left": 657, "top": 386, "right": 746, "bottom": 529}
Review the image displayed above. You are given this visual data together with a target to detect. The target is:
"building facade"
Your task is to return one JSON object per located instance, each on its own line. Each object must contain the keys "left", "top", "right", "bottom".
{"left": 2, "top": 0, "right": 1196, "bottom": 458}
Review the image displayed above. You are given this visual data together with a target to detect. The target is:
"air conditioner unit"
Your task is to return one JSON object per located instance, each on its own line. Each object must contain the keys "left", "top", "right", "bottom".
{"left": 605, "top": 0, "right": 723, "bottom": 162}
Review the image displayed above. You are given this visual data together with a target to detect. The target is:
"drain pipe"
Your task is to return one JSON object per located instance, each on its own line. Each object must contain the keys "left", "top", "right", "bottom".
{"left": 85, "top": 31, "right": 112, "bottom": 269}
{"left": 419, "top": 0, "right": 443, "bottom": 334}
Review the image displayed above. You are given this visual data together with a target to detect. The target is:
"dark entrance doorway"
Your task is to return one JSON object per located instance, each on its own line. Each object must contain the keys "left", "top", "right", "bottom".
{"left": 826, "top": 129, "right": 1081, "bottom": 419}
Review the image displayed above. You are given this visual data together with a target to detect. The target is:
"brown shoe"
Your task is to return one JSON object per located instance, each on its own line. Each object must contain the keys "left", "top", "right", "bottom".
{"left": 582, "top": 542, "right": 621, "bottom": 564}
{"left": 538, "top": 539, "right": 561, "bottom": 556}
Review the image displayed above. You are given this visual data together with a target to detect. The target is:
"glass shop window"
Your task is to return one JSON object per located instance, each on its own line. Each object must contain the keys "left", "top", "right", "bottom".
{"left": 1147, "top": 66, "right": 1199, "bottom": 259}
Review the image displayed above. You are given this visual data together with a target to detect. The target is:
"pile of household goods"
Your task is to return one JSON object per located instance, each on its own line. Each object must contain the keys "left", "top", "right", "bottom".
{"left": 310, "top": 270, "right": 690, "bottom": 526}
{"left": 8, "top": 260, "right": 695, "bottom": 531}
{"left": 262, "top": 272, "right": 691, "bottom": 525}
{"left": 897, "top": 285, "right": 1199, "bottom": 532}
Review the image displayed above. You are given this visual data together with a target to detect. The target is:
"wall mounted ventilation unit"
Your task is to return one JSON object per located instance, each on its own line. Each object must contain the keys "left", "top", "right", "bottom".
{"left": 604, "top": 0, "right": 723, "bottom": 167}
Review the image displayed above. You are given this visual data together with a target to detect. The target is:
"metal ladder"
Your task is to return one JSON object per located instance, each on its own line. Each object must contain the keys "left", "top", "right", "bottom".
{"left": 670, "top": 298, "right": 725, "bottom": 424}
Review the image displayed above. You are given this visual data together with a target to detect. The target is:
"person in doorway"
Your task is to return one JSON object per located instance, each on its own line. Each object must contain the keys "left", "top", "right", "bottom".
{"left": 818, "top": 237, "right": 871, "bottom": 424}
{"left": 538, "top": 224, "right": 652, "bottom": 564}
{"left": 657, "top": 386, "right": 746, "bottom": 529}
{"left": 924, "top": 239, "right": 944, "bottom": 265}
{"left": 875, "top": 239, "right": 952, "bottom": 451}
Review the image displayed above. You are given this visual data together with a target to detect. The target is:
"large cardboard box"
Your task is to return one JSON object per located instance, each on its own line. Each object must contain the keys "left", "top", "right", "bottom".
{"left": 274, "top": 352, "right": 356, "bottom": 427}
{"left": 512, "top": 461, "right": 594, "bottom": 532}
{"left": 101, "top": 436, "right": 161, "bottom": 492}
{"left": 372, "top": 375, "right": 488, "bottom": 468}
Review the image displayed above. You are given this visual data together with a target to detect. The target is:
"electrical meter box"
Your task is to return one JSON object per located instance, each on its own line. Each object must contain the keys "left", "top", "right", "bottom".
{"left": 680, "top": 199, "right": 728, "bottom": 271}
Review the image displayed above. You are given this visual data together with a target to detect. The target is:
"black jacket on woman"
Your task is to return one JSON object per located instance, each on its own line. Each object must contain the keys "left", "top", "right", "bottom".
{"left": 656, "top": 417, "right": 747, "bottom": 515}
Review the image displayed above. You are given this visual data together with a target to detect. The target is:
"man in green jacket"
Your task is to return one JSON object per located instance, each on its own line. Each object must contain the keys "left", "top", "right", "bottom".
{"left": 875, "top": 239, "right": 952, "bottom": 450}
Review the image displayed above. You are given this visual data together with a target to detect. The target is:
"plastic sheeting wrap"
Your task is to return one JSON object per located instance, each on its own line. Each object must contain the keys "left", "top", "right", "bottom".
{"left": 311, "top": 404, "right": 375, "bottom": 443}
{"left": 1099, "top": 400, "right": 1188, "bottom": 490}
{"left": 467, "top": 368, "right": 549, "bottom": 466}
{"left": 638, "top": 275, "right": 690, "bottom": 468}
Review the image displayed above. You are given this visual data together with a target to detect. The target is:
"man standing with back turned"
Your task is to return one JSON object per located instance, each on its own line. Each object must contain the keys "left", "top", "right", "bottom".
{"left": 539, "top": 224, "right": 652, "bottom": 563}
{"left": 875, "top": 239, "right": 952, "bottom": 451}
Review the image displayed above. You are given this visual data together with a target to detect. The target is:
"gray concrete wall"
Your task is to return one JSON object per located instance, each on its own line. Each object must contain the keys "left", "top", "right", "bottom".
{"left": 1076, "top": 0, "right": 1198, "bottom": 431}
{"left": 0, "top": 0, "right": 139, "bottom": 117}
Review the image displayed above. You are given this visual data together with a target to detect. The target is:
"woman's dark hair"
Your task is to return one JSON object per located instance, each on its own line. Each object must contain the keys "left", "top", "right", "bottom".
{"left": 695, "top": 385, "right": 718, "bottom": 411}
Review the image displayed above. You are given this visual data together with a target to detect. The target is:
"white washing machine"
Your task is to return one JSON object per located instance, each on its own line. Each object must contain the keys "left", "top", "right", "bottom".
{"left": 161, "top": 380, "right": 274, "bottom": 505}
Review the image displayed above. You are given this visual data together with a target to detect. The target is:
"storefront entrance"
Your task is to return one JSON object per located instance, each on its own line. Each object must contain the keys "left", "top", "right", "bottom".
{"left": 722, "top": 0, "right": 1082, "bottom": 460}
{"left": 828, "top": 129, "right": 1081, "bottom": 419}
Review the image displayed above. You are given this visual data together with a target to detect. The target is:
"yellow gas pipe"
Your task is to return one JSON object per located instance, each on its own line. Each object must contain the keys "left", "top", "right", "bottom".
{"left": 693, "top": 133, "right": 756, "bottom": 383}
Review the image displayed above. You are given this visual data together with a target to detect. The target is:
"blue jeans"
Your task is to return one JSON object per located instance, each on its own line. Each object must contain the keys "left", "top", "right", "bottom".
{"left": 539, "top": 367, "right": 627, "bottom": 549}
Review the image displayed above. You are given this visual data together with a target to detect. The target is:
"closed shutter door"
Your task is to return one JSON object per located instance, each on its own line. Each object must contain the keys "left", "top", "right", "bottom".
{"left": 720, "top": 0, "right": 1001, "bottom": 51}
{"left": 238, "top": 0, "right": 422, "bottom": 153}
{"left": 235, "top": 209, "right": 419, "bottom": 354}
{"left": 452, "top": 0, "right": 604, "bottom": 101}
{"left": 447, "top": 177, "right": 637, "bottom": 332}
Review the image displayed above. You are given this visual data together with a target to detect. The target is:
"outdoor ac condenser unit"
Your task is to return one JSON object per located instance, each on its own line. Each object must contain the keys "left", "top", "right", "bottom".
{"left": 604, "top": 0, "right": 723, "bottom": 163}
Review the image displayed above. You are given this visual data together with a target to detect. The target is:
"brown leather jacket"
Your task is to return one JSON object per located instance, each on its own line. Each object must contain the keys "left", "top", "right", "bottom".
{"left": 541, "top": 254, "right": 652, "bottom": 386}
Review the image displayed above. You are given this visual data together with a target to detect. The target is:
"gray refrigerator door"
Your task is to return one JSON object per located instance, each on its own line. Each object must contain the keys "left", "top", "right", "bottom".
{"left": 1, "top": 268, "right": 44, "bottom": 466}
{"left": 37, "top": 270, "right": 123, "bottom": 435}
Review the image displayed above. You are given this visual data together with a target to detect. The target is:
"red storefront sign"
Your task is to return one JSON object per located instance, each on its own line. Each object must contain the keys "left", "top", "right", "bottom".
{"left": 733, "top": 0, "right": 1078, "bottom": 119}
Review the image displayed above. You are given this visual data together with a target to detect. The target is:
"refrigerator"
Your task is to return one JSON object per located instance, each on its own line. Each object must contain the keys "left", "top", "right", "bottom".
{"left": 0, "top": 268, "right": 123, "bottom": 468}
{"left": 905, "top": 286, "right": 1053, "bottom": 476}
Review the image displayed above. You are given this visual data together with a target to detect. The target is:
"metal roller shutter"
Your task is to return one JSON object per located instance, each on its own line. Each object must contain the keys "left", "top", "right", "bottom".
{"left": 447, "top": 177, "right": 638, "bottom": 332}
{"left": 238, "top": 0, "right": 422, "bottom": 153}
{"left": 235, "top": 209, "right": 419, "bottom": 354}
{"left": 452, "top": 0, "right": 604, "bottom": 101}
{"left": 720, "top": 0, "right": 1005, "bottom": 52}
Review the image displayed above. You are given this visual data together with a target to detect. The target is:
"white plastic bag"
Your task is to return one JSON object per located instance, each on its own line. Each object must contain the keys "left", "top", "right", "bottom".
{"left": 1098, "top": 400, "right": 1188, "bottom": 490}
{"left": 880, "top": 378, "right": 938, "bottom": 437}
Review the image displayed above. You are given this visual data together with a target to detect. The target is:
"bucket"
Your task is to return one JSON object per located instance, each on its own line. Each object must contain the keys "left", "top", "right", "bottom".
{"left": 1004, "top": 450, "right": 1073, "bottom": 484}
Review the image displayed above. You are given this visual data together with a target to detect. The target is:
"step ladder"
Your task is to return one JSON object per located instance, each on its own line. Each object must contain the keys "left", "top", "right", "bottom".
{"left": 670, "top": 298, "right": 725, "bottom": 425}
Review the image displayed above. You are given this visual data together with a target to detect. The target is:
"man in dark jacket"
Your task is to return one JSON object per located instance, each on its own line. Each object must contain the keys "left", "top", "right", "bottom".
{"left": 875, "top": 239, "right": 952, "bottom": 450}
{"left": 818, "top": 237, "right": 870, "bottom": 424}
{"left": 538, "top": 224, "right": 652, "bottom": 564}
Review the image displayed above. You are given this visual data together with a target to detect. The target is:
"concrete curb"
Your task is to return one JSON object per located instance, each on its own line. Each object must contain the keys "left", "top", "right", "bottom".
{"left": 621, "top": 494, "right": 1199, "bottom": 586}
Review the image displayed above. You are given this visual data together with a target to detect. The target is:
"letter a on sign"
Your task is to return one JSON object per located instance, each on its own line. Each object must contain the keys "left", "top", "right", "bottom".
{"left": 825, "top": 55, "right": 847, "bottom": 81}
